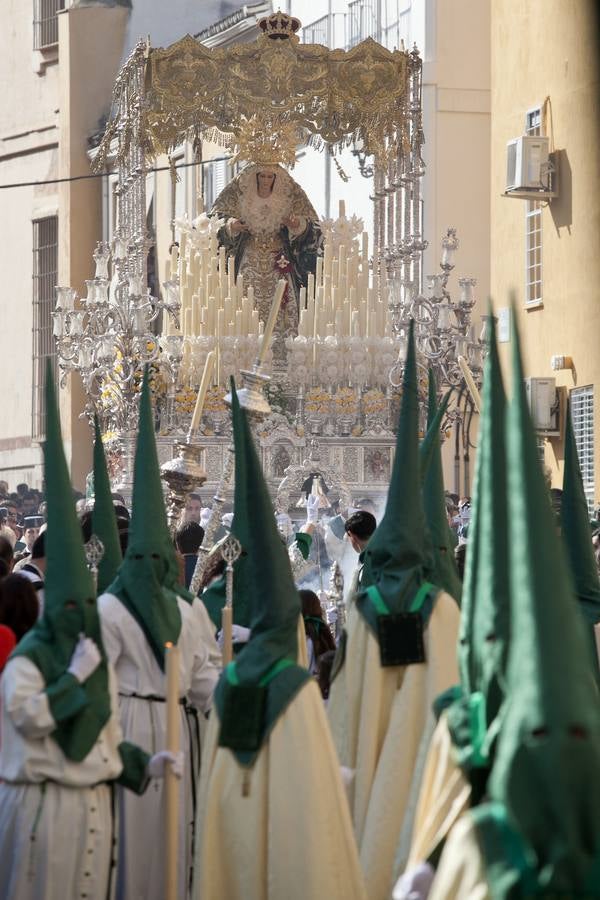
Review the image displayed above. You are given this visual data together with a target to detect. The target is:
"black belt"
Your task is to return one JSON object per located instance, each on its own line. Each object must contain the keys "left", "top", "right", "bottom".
{"left": 118, "top": 692, "right": 186, "bottom": 705}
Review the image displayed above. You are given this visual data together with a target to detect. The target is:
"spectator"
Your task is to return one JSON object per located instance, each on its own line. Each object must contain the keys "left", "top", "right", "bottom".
{"left": 0, "top": 624, "right": 16, "bottom": 673}
{"left": 300, "top": 589, "right": 336, "bottom": 696}
{"left": 183, "top": 491, "right": 203, "bottom": 524}
{"left": 14, "top": 531, "right": 45, "bottom": 613}
{"left": 13, "top": 516, "right": 43, "bottom": 561}
{"left": 15, "top": 483, "right": 29, "bottom": 499}
{"left": 175, "top": 521, "right": 205, "bottom": 589}
{"left": 21, "top": 491, "right": 39, "bottom": 516}
{"left": 455, "top": 541, "right": 467, "bottom": 580}
{"left": 0, "top": 574, "right": 39, "bottom": 640}
{"left": 344, "top": 509, "right": 377, "bottom": 595}
{"left": 0, "top": 536, "right": 13, "bottom": 575}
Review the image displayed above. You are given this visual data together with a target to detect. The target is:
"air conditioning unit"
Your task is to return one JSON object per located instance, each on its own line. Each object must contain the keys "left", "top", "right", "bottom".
{"left": 505, "top": 135, "right": 556, "bottom": 198}
{"left": 525, "top": 377, "right": 560, "bottom": 434}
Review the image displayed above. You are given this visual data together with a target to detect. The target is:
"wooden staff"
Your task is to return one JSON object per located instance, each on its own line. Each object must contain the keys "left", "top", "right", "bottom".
{"left": 164, "top": 642, "right": 181, "bottom": 900}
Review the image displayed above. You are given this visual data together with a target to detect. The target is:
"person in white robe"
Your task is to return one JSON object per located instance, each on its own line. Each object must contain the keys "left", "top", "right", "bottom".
{"left": 97, "top": 370, "right": 219, "bottom": 900}
{"left": 327, "top": 322, "right": 459, "bottom": 900}
{"left": 192, "top": 378, "right": 367, "bottom": 900}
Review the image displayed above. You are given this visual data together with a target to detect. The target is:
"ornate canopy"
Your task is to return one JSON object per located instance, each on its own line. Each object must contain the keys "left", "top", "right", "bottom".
{"left": 95, "top": 12, "right": 415, "bottom": 171}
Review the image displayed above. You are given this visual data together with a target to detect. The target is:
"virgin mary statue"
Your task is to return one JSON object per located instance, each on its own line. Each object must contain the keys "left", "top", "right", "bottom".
{"left": 211, "top": 163, "right": 322, "bottom": 353}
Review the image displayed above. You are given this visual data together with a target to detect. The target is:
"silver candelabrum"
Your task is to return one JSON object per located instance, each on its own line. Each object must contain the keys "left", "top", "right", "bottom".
{"left": 52, "top": 239, "right": 182, "bottom": 436}
{"left": 387, "top": 227, "right": 491, "bottom": 425}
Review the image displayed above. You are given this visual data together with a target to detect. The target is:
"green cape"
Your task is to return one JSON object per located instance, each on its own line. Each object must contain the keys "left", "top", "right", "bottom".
{"left": 214, "top": 378, "right": 310, "bottom": 767}
{"left": 92, "top": 415, "right": 122, "bottom": 594}
{"left": 478, "top": 312, "right": 600, "bottom": 896}
{"left": 13, "top": 364, "right": 111, "bottom": 762}
{"left": 421, "top": 370, "right": 462, "bottom": 603}
{"left": 356, "top": 320, "right": 438, "bottom": 643}
{"left": 106, "top": 369, "right": 182, "bottom": 671}
{"left": 446, "top": 315, "right": 510, "bottom": 779}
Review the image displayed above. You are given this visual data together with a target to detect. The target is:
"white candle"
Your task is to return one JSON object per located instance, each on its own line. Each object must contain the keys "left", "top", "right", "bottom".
{"left": 258, "top": 280, "right": 286, "bottom": 366}
{"left": 190, "top": 351, "right": 215, "bottom": 432}
{"left": 339, "top": 199, "right": 346, "bottom": 218}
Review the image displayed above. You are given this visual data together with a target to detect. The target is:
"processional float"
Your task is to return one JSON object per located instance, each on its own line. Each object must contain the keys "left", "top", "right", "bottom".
{"left": 53, "top": 10, "right": 486, "bottom": 575}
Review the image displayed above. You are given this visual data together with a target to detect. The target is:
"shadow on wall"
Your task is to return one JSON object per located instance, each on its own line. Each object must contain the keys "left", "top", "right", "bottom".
{"left": 550, "top": 149, "right": 572, "bottom": 235}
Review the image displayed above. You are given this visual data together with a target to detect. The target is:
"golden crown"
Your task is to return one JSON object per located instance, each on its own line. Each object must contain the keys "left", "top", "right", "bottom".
{"left": 230, "top": 117, "right": 299, "bottom": 168}
{"left": 258, "top": 10, "right": 301, "bottom": 42}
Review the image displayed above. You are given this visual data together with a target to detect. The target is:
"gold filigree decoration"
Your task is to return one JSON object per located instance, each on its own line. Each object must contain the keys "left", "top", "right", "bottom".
{"left": 94, "top": 18, "right": 414, "bottom": 173}
{"left": 228, "top": 116, "right": 300, "bottom": 168}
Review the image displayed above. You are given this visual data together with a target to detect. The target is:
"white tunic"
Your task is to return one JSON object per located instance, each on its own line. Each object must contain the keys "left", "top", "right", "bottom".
{"left": 98, "top": 591, "right": 220, "bottom": 900}
{"left": 328, "top": 590, "right": 460, "bottom": 900}
{"left": 0, "top": 656, "right": 127, "bottom": 900}
{"left": 193, "top": 679, "right": 367, "bottom": 900}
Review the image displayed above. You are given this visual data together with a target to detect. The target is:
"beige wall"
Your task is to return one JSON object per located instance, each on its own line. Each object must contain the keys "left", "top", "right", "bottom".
{"left": 491, "top": 0, "right": 600, "bottom": 498}
{"left": 0, "top": 0, "right": 60, "bottom": 487}
{"left": 57, "top": 5, "right": 129, "bottom": 489}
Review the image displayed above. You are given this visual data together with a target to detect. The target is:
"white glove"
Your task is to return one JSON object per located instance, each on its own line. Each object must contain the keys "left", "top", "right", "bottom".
{"left": 221, "top": 513, "right": 234, "bottom": 529}
{"left": 217, "top": 624, "right": 251, "bottom": 649}
{"left": 392, "top": 863, "right": 435, "bottom": 900}
{"left": 68, "top": 634, "right": 102, "bottom": 683}
{"left": 147, "top": 750, "right": 184, "bottom": 780}
{"left": 306, "top": 494, "right": 320, "bottom": 524}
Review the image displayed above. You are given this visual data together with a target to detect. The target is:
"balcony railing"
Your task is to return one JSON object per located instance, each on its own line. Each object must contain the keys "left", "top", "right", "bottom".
{"left": 302, "top": 14, "right": 330, "bottom": 46}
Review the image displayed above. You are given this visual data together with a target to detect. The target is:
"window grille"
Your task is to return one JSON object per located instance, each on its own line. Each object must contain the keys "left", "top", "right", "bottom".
{"left": 525, "top": 109, "right": 542, "bottom": 305}
{"left": 570, "top": 386, "right": 595, "bottom": 512}
{"left": 204, "top": 159, "right": 228, "bottom": 212}
{"left": 381, "top": 1, "right": 412, "bottom": 50}
{"left": 346, "top": 0, "right": 377, "bottom": 48}
{"left": 302, "top": 15, "right": 329, "bottom": 46}
{"left": 32, "top": 217, "right": 58, "bottom": 440}
{"left": 33, "top": 0, "right": 65, "bottom": 50}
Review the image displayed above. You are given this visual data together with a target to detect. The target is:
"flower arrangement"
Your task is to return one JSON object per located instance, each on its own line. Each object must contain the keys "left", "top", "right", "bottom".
{"left": 333, "top": 387, "right": 358, "bottom": 415}
{"left": 362, "top": 388, "right": 386, "bottom": 416}
{"left": 175, "top": 386, "right": 197, "bottom": 417}
{"left": 203, "top": 387, "right": 227, "bottom": 413}
{"left": 305, "top": 387, "right": 331, "bottom": 415}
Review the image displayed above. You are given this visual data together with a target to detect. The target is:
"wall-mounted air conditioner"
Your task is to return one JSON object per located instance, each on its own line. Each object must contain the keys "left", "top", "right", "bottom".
{"left": 504, "top": 135, "right": 557, "bottom": 200}
{"left": 525, "top": 377, "right": 561, "bottom": 435}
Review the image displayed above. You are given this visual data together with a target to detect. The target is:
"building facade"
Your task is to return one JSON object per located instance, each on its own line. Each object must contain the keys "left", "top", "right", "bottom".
{"left": 491, "top": 0, "right": 600, "bottom": 507}
{"left": 0, "top": 0, "right": 241, "bottom": 491}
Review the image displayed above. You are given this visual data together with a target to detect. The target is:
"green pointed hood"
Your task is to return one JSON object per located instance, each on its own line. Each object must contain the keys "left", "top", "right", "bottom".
{"left": 13, "top": 362, "right": 110, "bottom": 761}
{"left": 92, "top": 415, "right": 122, "bottom": 594}
{"left": 447, "top": 315, "right": 510, "bottom": 776}
{"left": 421, "top": 370, "right": 462, "bottom": 602}
{"left": 214, "top": 378, "right": 310, "bottom": 766}
{"left": 561, "top": 401, "right": 600, "bottom": 626}
{"left": 356, "top": 320, "right": 437, "bottom": 639}
{"left": 484, "top": 315, "right": 600, "bottom": 894}
{"left": 106, "top": 369, "right": 181, "bottom": 670}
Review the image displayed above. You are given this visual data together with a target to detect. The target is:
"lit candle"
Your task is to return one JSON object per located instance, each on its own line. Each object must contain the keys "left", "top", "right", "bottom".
{"left": 257, "top": 280, "right": 286, "bottom": 366}
{"left": 189, "top": 351, "right": 215, "bottom": 432}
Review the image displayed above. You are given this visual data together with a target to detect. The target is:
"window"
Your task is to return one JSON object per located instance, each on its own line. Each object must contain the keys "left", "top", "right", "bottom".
{"left": 570, "top": 386, "right": 595, "bottom": 512}
{"left": 346, "top": 0, "right": 377, "bottom": 48}
{"left": 203, "top": 159, "right": 228, "bottom": 212}
{"left": 525, "top": 108, "right": 542, "bottom": 305}
{"left": 302, "top": 15, "right": 330, "bottom": 46}
{"left": 32, "top": 217, "right": 58, "bottom": 440}
{"left": 33, "top": 0, "right": 65, "bottom": 50}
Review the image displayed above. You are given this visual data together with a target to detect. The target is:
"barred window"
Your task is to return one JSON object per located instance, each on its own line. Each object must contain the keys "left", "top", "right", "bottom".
{"left": 346, "top": 0, "right": 377, "bottom": 48}
{"left": 33, "top": 0, "right": 65, "bottom": 50}
{"left": 32, "top": 217, "right": 58, "bottom": 440}
{"left": 570, "top": 386, "right": 595, "bottom": 512}
{"left": 302, "top": 15, "right": 329, "bottom": 46}
{"left": 525, "top": 109, "right": 542, "bottom": 305}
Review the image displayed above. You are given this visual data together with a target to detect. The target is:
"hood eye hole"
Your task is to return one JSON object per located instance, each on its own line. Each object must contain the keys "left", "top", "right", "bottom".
{"left": 133, "top": 553, "right": 144, "bottom": 560}
{"left": 459, "top": 637, "right": 468, "bottom": 646}
{"left": 485, "top": 633, "right": 496, "bottom": 642}
{"left": 86, "top": 598, "right": 95, "bottom": 606}
{"left": 569, "top": 725, "right": 588, "bottom": 740}
{"left": 531, "top": 727, "right": 549, "bottom": 739}
{"left": 64, "top": 600, "right": 77, "bottom": 610}
{"left": 151, "top": 553, "right": 160, "bottom": 560}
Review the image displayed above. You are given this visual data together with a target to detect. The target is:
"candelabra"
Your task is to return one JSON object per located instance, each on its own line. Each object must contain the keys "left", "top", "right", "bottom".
{"left": 387, "top": 227, "right": 491, "bottom": 426}
{"left": 52, "top": 240, "right": 182, "bottom": 439}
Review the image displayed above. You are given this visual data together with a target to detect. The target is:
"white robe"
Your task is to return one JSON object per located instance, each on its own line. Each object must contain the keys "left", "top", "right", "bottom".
{"left": 428, "top": 812, "right": 490, "bottom": 900}
{"left": 328, "top": 590, "right": 460, "bottom": 900}
{"left": 98, "top": 591, "right": 220, "bottom": 900}
{"left": 0, "top": 657, "right": 127, "bottom": 900}
{"left": 192, "top": 679, "right": 367, "bottom": 900}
